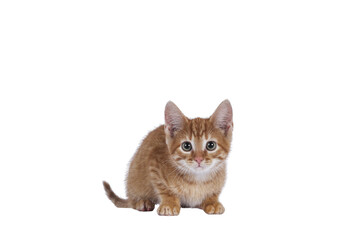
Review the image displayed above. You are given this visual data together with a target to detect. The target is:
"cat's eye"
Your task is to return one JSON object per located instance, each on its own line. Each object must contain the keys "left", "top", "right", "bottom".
{"left": 206, "top": 141, "right": 217, "bottom": 151}
{"left": 181, "top": 141, "right": 192, "bottom": 152}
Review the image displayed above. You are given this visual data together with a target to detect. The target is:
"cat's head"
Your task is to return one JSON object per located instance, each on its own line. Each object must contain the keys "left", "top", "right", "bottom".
{"left": 164, "top": 100, "right": 233, "bottom": 180}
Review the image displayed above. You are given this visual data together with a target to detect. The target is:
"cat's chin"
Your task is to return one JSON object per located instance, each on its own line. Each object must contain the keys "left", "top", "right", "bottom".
{"left": 194, "top": 166, "right": 206, "bottom": 171}
{"left": 190, "top": 166, "right": 212, "bottom": 174}
{"left": 179, "top": 164, "right": 211, "bottom": 174}
{"left": 188, "top": 167, "right": 216, "bottom": 182}
{"left": 176, "top": 160, "right": 224, "bottom": 180}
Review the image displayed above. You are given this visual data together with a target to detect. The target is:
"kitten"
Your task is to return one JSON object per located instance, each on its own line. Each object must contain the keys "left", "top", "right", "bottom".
{"left": 103, "top": 100, "right": 233, "bottom": 216}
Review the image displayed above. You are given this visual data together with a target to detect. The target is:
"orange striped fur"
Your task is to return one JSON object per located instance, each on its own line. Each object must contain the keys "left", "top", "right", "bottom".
{"left": 103, "top": 100, "right": 233, "bottom": 215}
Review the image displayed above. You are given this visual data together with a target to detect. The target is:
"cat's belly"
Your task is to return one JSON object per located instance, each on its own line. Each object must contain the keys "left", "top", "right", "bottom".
{"left": 180, "top": 196, "right": 204, "bottom": 208}
{"left": 176, "top": 182, "right": 215, "bottom": 208}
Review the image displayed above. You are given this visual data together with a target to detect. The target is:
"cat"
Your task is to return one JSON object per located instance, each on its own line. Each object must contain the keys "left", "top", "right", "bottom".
{"left": 103, "top": 100, "right": 233, "bottom": 216}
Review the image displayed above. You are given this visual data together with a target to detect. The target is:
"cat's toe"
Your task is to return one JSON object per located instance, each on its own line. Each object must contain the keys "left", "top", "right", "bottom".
{"left": 134, "top": 200, "right": 154, "bottom": 212}
{"left": 204, "top": 202, "right": 225, "bottom": 215}
{"left": 144, "top": 200, "right": 155, "bottom": 211}
{"left": 157, "top": 204, "right": 180, "bottom": 216}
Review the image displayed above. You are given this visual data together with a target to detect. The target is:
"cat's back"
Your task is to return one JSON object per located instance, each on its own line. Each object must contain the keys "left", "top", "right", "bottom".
{"left": 126, "top": 125, "right": 168, "bottom": 201}
{"left": 131, "top": 125, "right": 168, "bottom": 164}
{"left": 141, "top": 124, "right": 167, "bottom": 152}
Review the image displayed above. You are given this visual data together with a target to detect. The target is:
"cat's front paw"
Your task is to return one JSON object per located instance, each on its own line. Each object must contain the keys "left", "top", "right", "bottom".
{"left": 157, "top": 203, "right": 180, "bottom": 216}
{"left": 203, "top": 202, "right": 225, "bottom": 215}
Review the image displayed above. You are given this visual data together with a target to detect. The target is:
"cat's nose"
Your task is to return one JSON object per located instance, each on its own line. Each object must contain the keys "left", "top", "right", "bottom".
{"left": 194, "top": 156, "right": 204, "bottom": 164}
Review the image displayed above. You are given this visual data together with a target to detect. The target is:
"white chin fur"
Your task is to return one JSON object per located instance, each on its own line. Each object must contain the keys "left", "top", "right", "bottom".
{"left": 178, "top": 159, "right": 224, "bottom": 182}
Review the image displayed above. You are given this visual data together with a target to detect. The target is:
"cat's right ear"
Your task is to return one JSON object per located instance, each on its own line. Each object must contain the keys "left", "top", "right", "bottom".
{"left": 165, "top": 101, "right": 186, "bottom": 137}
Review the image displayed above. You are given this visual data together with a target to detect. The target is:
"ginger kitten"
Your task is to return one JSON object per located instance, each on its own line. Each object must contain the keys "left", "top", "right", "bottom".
{"left": 103, "top": 100, "right": 233, "bottom": 216}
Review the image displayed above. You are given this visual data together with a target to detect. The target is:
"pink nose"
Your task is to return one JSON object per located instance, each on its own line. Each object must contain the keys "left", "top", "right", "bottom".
{"left": 195, "top": 156, "right": 203, "bottom": 164}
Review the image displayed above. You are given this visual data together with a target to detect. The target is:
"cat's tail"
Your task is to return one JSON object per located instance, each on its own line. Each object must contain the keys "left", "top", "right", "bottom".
{"left": 103, "top": 181, "right": 130, "bottom": 208}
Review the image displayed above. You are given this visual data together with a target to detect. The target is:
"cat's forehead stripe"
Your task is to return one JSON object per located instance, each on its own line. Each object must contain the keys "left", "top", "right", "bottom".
{"left": 189, "top": 118, "right": 209, "bottom": 138}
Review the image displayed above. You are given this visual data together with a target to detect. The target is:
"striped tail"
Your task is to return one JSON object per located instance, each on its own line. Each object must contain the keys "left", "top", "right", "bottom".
{"left": 103, "top": 181, "right": 130, "bottom": 208}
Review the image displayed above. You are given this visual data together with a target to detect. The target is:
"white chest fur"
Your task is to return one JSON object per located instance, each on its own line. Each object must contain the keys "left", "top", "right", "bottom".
{"left": 172, "top": 179, "right": 223, "bottom": 208}
{"left": 179, "top": 184, "right": 208, "bottom": 207}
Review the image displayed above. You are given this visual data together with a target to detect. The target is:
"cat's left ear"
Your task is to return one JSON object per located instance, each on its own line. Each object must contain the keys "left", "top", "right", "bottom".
{"left": 210, "top": 99, "right": 233, "bottom": 136}
{"left": 165, "top": 101, "right": 186, "bottom": 137}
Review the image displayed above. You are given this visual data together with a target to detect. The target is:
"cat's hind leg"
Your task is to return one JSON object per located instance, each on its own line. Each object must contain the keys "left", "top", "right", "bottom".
{"left": 131, "top": 199, "right": 155, "bottom": 212}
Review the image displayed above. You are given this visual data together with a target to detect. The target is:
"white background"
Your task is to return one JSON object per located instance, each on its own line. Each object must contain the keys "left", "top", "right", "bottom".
{"left": 0, "top": 0, "right": 359, "bottom": 239}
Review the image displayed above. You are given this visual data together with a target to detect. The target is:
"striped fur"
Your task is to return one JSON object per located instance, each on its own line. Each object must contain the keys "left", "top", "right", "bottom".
{"left": 103, "top": 100, "right": 233, "bottom": 215}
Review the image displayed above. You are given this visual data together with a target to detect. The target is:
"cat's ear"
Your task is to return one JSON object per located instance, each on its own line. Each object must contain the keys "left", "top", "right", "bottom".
{"left": 210, "top": 99, "right": 233, "bottom": 135}
{"left": 165, "top": 101, "right": 186, "bottom": 137}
